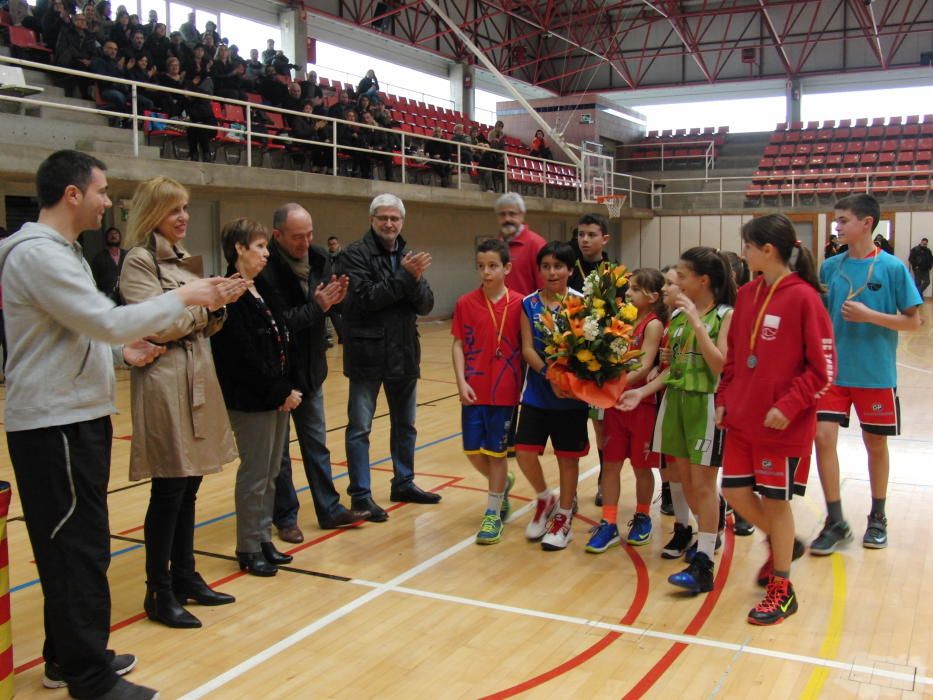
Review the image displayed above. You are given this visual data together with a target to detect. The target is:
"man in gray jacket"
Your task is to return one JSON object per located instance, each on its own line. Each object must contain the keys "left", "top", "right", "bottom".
{"left": 0, "top": 150, "right": 237, "bottom": 700}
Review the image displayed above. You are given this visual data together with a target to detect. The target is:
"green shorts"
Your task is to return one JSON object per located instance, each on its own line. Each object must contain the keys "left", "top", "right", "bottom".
{"left": 653, "top": 387, "right": 724, "bottom": 467}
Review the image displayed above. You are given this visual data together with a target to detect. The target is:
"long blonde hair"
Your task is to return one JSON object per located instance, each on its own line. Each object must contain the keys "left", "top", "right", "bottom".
{"left": 125, "top": 176, "right": 189, "bottom": 249}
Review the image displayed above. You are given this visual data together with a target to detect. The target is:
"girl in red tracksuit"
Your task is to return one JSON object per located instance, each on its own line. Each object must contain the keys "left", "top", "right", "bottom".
{"left": 716, "top": 214, "right": 835, "bottom": 626}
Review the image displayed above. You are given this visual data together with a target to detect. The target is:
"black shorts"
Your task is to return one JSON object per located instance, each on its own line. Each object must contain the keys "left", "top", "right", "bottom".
{"left": 514, "top": 404, "right": 590, "bottom": 458}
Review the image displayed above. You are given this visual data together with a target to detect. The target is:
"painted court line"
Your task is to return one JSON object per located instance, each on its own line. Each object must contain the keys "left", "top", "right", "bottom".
{"left": 178, "top": 465, "right": 600, "bottom": 699}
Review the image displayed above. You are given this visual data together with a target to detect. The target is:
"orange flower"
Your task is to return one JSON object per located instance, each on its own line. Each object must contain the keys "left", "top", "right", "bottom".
{"left": 565, "top": 294, "right": 585, "bottom": 317}
{"left": 540, "top": 310, "right": 555, "bottom": 331}
{"left": 569, "top": 317, "right": 585, "bottom": 337}
{"left": 605, "top": 317, "right": 631, "bottom": 337}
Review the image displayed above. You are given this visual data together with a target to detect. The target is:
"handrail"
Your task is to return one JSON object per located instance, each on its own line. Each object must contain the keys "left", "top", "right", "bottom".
{"left": 0, "top": 53, "right": 581, "bottom": 198}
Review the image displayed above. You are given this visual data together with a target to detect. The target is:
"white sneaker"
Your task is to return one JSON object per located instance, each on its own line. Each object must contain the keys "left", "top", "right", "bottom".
{"left": 525, "top": 493, "right": 558, "bottom": 540}
{"left": 541, "top": 512, "right": 574, "bottom": 550}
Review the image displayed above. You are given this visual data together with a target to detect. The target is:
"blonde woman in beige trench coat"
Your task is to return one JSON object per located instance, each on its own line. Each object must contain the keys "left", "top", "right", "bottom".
{"left": 120, "top": 176, "right": 248, "bottom": 630}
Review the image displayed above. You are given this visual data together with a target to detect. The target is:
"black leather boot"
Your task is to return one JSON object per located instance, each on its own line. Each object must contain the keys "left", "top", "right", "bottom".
{"left": 144, "top": 588, "right": 202, "bottom": 628}
{"left": 173, "top": 572, "right": 236, "bottom": 606}
{"left": 236, "top": 551, "right": 277, "bottom": 577}
{"left": 260, "top": 542, "right": 293, "bottom": 565}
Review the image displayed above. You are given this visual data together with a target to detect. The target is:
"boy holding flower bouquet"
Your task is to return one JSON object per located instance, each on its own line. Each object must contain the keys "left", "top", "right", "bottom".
{"left": 515, "top": 241, "right": 590, "bottom": 551}
{"left": 452, "top": 239, "right": 524, "bottom": 545}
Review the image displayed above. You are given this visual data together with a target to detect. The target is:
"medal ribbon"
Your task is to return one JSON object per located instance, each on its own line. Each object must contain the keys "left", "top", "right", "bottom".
{"left": 748, "top": 273, "right": 789, "bottom": 361}
{"left": 484, "top": 288, "right": 510, "bottom": 356}
{"left": 838, "top": 247, "right": 879, "bottom": 301}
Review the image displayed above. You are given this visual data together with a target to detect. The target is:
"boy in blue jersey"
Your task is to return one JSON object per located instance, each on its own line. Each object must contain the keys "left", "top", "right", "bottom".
{"left": 811, "top": 194, "right": 923, "bottom": 554}
{"left": 515, "top": 241, "right": 590, "bottom": 551}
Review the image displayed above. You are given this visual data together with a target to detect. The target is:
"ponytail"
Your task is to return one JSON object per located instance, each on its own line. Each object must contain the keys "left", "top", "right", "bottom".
{"left": 741, "top": 215, "right": 822, "bottom": 294}
{"left": 680, "top": 246, "right": 737, "bottom": 308}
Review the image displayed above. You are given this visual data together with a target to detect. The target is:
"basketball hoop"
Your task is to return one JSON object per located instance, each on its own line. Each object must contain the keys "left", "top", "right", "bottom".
{"left": 596, "top": 194, "right": 627, "bottom": 219}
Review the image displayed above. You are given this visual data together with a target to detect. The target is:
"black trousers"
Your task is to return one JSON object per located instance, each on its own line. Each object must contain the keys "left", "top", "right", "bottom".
{"left": 7, "top": 417, "right": 119, "bottom": 699}
{"left": 144, "top": 475, "right": 202, "bottom": 591}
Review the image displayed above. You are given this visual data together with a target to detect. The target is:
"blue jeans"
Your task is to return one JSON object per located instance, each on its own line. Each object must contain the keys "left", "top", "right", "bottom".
{"left": 345, "top": 377, "right": 417, "bottom": 499}
{"left": 271, "top": 385, "right": 342, "bottom": 527}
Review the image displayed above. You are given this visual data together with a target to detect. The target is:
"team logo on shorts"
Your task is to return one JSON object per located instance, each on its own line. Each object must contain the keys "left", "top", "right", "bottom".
{"left": 761, "top": 459, "right": 773, "bottom": 469}
{"left": 761, "top": 315, "right": 781, "bottom": 341}
{"left": 872, "top": 402, "right": 882, "bottom": 411}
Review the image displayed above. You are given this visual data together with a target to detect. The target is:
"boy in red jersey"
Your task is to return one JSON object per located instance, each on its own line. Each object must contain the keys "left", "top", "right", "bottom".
{"left": 717, "top": 214, "right": 835, "bottom": 625}
{"left": 452, "top": 238, "right": 524, "bottom": 544}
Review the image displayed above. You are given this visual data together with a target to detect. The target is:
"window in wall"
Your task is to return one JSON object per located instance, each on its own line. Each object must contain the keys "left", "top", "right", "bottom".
{"left": 167, "top": 2, "right": 191, "bottom": 33}
{"left": 475, "top": 88, "right": 507, "bottom": 126}
{"left": 634, "top": 95, "right": 786, "bottom": 134}
{"left": 218, "top": 13, "right": 278, "bottom": 56}
{"left": 138, "top": 0, "right": 166, "bottom": 25}
{"left": 195, "top": 9, "right": 217, "bottom": 37}
{"left": 802, "top": 87, "right": 933, "bottom": 124}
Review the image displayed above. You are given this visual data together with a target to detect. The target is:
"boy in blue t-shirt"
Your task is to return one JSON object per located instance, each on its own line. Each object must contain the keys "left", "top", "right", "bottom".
{"left": 514, "top": 241, "right": 589, "bottom": 552}
{"left": 811, "top": 194, "right": 923, "bottom": 555}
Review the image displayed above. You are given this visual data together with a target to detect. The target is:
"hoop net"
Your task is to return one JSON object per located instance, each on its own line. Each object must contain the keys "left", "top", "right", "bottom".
{"left": 596, "top": 194, "right": 627, "bottom": 219}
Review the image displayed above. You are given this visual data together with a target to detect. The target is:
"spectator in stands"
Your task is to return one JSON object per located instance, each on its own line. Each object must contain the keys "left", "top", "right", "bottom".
{"left": 179, "top": 11, "right": 198, "bottom": 48}
{"left": 328, "top": 90, "right": 351, "bottom": 120}
{"left": 245, "top": 48, "right": 264, "bottom": 83}
{"left": 357, "top": 69, "right": 379, "bottom": 102}
{"left": 94, "top": 0, "right": 113, "bottom": 44}
{"left": 202, "top": 20, "right": 221, "bottom": 49}
{"left": 283, "top": 80, "right": 304, "bottom": 113}
{"left": 141, "top": 8, "right": 156, "bottom": 37}
{"left": 824, "top": 233, "right": 841, "bottom": 258}
{"left": 211, "top": 44, "right": 244, "bottom": 99}
{"left": 272, "top": 50, "right": 293, "bottom": 77}
{"left": 126, "top": 53, "right": 164, "bottom": 112}
{"left": 370, "top": 100, "right": 393, "bottom": 128}
{"left": 300, "top": 70, "right": 323, "bottom": 100}
{"left": 8, "top": 0, "right": 41, "bottom": 35}
{"left": 480, "top": 121, "right": 506, "bottom": 193}
{"left": 185, "top": 43, "right": 212, "bottom": 87}
{"left": 168, "top": 30, "right": 192, "bottom": 67}
{"left": 356, "top": 93, "right": 373, "bottom": 117}
{"left": 289, "top": 99, "right": 320, "bottom": 170}
{"left": 261, "top": 38, "right": 276, "bottom": 65}
{"left": 201, "top": 32, "right": 217, "bottom": 57}
{"left": 81, "top": 3, "right": 101, "bottom": 41}
{"left": 55, "top": 13, "right": 97, "bottom": 99}
{"left": 127, "top": 12, "right": 141, "bottom": 32}
{"left": 41, "top": 1, "right": 69, "bottom": 53}
{"left": 362, "top": 110, "right": 393, "bottom": 181}
{"left": 90, "top": 226, "right": 126, "bottom": 303}
{"left": 427, "top": 124, "right": 452, "bottom": 187}
{"left": 450, "top": 122, "right": 470, "bottom": 165}
{"left": 258, "top": 63, "right": 287, "bottom": 107}
{"left": 530, "top": 128, "right": 552, "bottom": 160}
{"left": 109, "top": 9, "right": 131, "bottom": 48}
{"left": 874, "top": 233, "right": 894, "bottom": 255}
{"left": 909, "top": 238, "right": 932, "bottom": 296}
{"left": 155, "top": 54, "right": 185, "bottom": 117}
{"left": 339, "top": 110, "right": 371, "bottom": 179}
{"left": 121, "top": 29, "right": 150, "bottom": 66}
{"left": 182, "top": 61, "right": 217, "bottom": 162}
{"left": 144, "top": 22, "right": 171, "bottom": 71}
{"left": 92, "top": 40, "right": 155, "bottom": 123}
{"left": 229, "top": 45, "right": 245, "bottom": 68}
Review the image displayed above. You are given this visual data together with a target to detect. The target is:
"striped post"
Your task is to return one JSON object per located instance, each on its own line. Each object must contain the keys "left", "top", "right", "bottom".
{"left": 0, "top": 482, "right": 12, "bottom": 700}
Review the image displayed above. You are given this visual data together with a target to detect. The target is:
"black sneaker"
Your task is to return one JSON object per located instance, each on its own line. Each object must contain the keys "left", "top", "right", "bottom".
{"left": 659, "top": 482, "right": 674, "bottom": 516}
{"left": 98, "top": 678, "right": 160, "bottom": 700}
{"left": 863, "top": 512, "right": 888, "bottom": 549}
{"left": 44, "top": 653, "right": 137, "bottom": 689}
{"left": 668, "top": 551, "right": 715, "bottom": 593}
{"left": 748, "top": 577, "right": 798, "bottom": 625}
{"left": 810, "top": 518, "right": 853, "bottom": 555}
{"left": 733, "top": 513, "right": 756, "bottom": 536}
{"left": 661, "top": 523, "right": 694, "bottom": 559}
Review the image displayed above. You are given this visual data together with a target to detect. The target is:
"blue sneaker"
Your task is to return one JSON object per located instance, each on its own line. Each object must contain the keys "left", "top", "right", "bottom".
{"left": 475, "top": 510, "right": 503, "bottom": 545}
{"left": 500, "top": 471, "right": 515, "bottom": 522}
{"left": 626, "top": 513, "right": 652, "bottom": 546}
{"left": 668, "top": 551, "right": 715, "bottom": 594}
{"left": 585, "top": 520, "right": 620, "bottom": 553}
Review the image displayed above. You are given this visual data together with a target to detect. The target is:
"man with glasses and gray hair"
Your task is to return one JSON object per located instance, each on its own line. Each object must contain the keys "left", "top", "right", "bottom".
{"left": 340, "top": 194, "right": 440, "bottom": 521}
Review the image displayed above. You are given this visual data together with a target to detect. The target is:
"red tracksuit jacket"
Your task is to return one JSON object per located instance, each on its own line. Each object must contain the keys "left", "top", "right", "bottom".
{"left": 716, "top": 273, "right": 836, "bottom": 453}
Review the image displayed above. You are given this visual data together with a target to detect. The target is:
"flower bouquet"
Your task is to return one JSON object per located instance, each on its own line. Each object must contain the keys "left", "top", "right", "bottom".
{"left": 536, "top": 262, "right": 642, "bottom": 408}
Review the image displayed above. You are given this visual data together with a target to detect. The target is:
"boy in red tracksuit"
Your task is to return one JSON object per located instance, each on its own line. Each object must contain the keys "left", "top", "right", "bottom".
{"left": 716, "top": 214, "right": 835, "bottom": 626}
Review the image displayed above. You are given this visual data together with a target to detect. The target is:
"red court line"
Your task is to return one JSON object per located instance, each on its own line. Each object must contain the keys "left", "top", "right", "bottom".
{"left": 620, "top": 526, "right": 736, "bottom": 699}
{"left": 480, "top": 531, "right": 651, "bottom": 699}
{"left": 13, "top": 476, "right": 463, "bottom": 676}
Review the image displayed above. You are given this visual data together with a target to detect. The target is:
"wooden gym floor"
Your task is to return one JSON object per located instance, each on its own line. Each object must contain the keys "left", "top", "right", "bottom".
{"left": 2, "top": 302, "right": 932, "bottom": 699}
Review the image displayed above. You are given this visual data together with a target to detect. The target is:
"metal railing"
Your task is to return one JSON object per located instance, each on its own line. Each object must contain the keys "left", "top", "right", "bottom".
{"left": 0, "top": 53, "right": 581, "bottom": 198}
{"left": 617, "top": 139, "right": 717, "bottom": 177}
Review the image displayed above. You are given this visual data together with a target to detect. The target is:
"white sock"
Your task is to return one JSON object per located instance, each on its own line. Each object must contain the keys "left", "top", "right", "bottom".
{"left": 670, "top": 483, "right": 692, "bottom": 526}
{"left": 486, "top": 491, "right": 504, "bottom": 514}
{"left": 697, "top": 531, "right": 718, "bottom": 558}
{"left": 557, "top": 507, "right": 573, "bottom": 519}
{"left": 536, "top": 489, "right": 551, "bottom": 502}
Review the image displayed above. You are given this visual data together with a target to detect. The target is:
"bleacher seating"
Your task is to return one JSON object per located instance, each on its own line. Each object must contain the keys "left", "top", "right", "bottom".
{"left": 626, "top": 126, "right": 728, "bottom": 167}
{"left": 746, "top": 116, "right": 932, "bottom": 204}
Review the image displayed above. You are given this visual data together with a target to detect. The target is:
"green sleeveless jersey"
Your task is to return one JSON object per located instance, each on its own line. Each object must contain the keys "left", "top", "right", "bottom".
{"left": 664, "top": 304, "right": 731, "bottom": 394}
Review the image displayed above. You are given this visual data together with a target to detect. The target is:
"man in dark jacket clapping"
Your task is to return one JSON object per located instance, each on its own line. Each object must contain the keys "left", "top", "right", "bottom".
{"left": 340, "top": 194, "right": 439, "bottom": 520}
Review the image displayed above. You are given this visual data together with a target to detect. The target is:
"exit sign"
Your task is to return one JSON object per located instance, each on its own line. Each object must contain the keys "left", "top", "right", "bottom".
{"left": 580, "top": 114, "right": 593, "bottom": 124}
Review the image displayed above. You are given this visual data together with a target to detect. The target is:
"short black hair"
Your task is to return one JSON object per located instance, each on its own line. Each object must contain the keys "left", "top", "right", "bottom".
{"left": 537, "top": 240, "right": 575, "bottom": 269}
{"left": 36, "top": 150, "right": 107, "bottom": 209}
{"left": 477, "top": 237, "right": 509, "bottom": 264}
{"left": 327, "top": 236, "right": 338, "bottom": 243}
{"left": 835, "top": 194, "right": 881, "bottom": 233}
{"left": 220, "top": 218, "right": 269, "bottom": 265}
{"left": 576, "top": 213, "right": 608, "bottom": 236}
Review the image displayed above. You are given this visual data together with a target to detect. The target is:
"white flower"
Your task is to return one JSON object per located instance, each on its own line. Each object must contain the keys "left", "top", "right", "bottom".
{"left": 582, "top": 277, "right": 594, "bottom": 296}
{"left": 583, "top": 315, "right": 600, "bottom": 341}
{"left": 610, "top": 337, "right": 627, "bottom": 356}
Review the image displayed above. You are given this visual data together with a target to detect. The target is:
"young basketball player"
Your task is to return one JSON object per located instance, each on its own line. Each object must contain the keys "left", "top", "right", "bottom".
{"left": 452, "top": 239, "right": 524, "bottom": 545}
{"left": 717, "top": 215, "right": 835, "bottom": 625}
{"left": 811, "top": 194, "right": 922, "bottom": 553}
{"left": 515, "top": 241, "right": 590, "bottom": 551}
{"left": 587, "top": 269, "right": 666, "bottom": 553}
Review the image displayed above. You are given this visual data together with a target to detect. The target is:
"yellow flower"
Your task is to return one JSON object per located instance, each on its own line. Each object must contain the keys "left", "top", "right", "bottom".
{"left": 586, "top": 359, "right": 602, "bottom": 372}
{"left": 592, "top": 298, "right": 606, "bottom": 309}
{"left": 544, "top": 345, "right": 557, "bottom": 356}
{"left": 575, "top": 349, "right": 594, "bottom": 363}
{"left": 621, "top": 303, "right": 638, "bottom": 322}
{"left": 615, "top": 275, "right": 627, "bottom": 288}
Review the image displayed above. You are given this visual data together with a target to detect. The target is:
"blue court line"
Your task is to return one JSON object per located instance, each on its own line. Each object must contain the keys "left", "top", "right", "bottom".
{"left": 9, "top": 431, "right": 462, "bottom": 595}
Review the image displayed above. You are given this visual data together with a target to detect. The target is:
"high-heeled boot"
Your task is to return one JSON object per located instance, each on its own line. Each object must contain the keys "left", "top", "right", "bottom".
{"left": 144, "top": 588, "right": 202, "bottom": 628}
{"left": 260, "top": 542, "right": 293, "bottom": 565}
{"left": 173, "top": 572, "right": 236, "bottom": 606}
{"left": 236, "top": 551, "right": 277, "bottom": 577}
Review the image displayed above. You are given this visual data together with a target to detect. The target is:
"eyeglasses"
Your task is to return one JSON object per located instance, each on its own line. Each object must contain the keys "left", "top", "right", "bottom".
{"left": 373, "top": 215, "right": 403, "bottom": 223}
